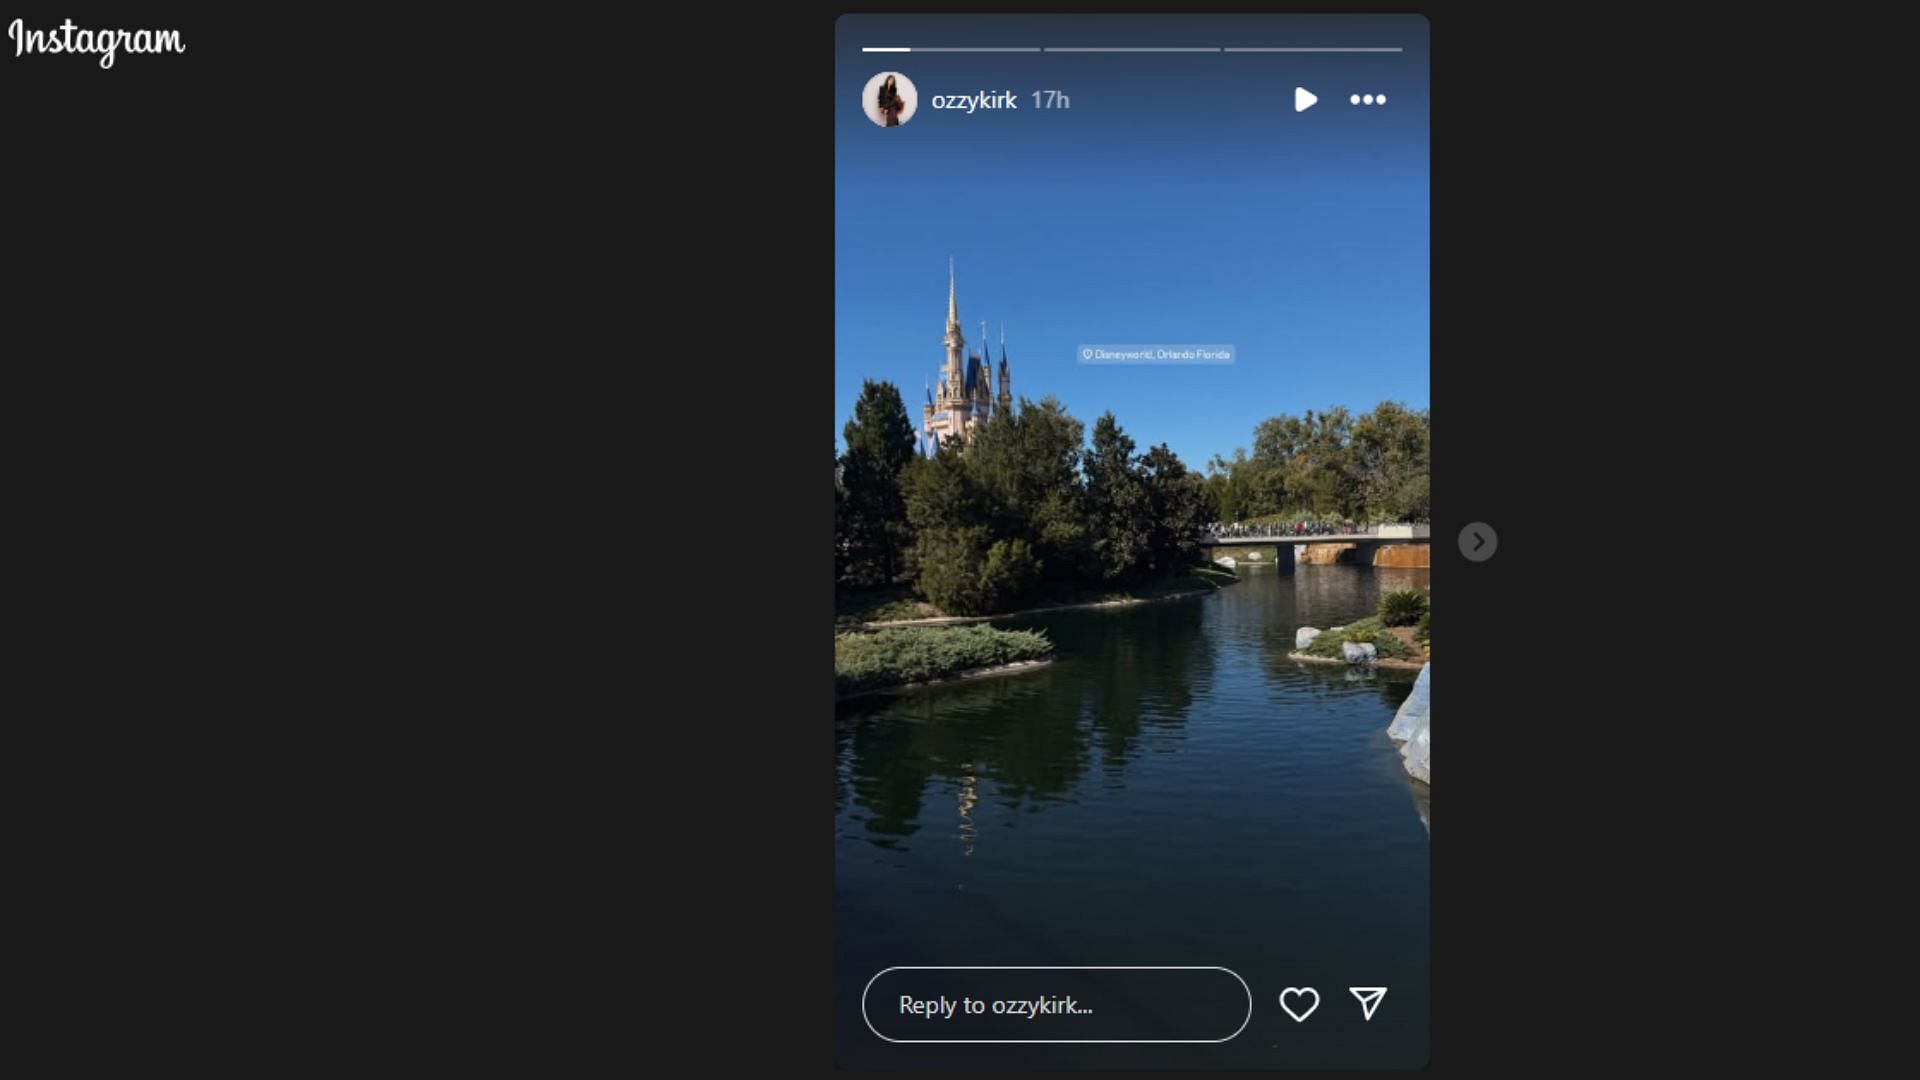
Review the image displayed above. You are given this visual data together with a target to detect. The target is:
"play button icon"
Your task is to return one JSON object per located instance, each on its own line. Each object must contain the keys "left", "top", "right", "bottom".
{"left": 1295, "top": 86, "right": 1317, "bottom": 112}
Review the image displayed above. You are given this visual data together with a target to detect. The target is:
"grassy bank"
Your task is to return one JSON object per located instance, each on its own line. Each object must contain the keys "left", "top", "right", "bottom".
{"left": 837, "top": 565, "right": 1237, "bottom": 629}
{"left": 835, "top": 625, "right": 1055, "bottom": 697}
{"left": 1063, "top": 565, "right": 1239, "bottom": 606}
{"left": 835, "top": 584, "right": 936, "bottom": 631}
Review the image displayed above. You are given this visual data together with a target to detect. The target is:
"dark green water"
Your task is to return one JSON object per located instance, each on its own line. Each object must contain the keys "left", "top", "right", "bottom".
{"left": 835, "top": 565, "right": 1431, "bottom": 1069}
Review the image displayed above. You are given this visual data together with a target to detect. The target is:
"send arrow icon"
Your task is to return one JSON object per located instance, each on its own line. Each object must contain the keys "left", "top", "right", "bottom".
{"left": 1349, "top": 987, "right": 1387, "bottom": 1021}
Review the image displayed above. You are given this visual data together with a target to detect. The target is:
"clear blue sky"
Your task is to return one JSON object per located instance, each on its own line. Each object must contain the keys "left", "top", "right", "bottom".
{"left": 835, "top": 14, "right": 1428, "bottom": 469}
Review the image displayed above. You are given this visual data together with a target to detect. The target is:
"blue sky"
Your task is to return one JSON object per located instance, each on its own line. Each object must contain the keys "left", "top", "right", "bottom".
{"left": 835, "top": 15, "right": 1428, "bottom": 469}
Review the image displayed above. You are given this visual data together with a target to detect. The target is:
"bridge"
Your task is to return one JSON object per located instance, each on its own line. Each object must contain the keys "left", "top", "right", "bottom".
{"left": 1201, "top": 524, "right": 1431, "bottom": 569}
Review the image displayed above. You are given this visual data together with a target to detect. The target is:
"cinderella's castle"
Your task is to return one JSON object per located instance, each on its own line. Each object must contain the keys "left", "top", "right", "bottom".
{"left": 922, "top": 260, "right": 1012, "bottom": 455}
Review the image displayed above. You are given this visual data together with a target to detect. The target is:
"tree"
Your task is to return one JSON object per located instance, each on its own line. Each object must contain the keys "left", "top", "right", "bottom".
{"left": 1205, "top": 447, "right": 1255, "bottom": 522}
{"left": 902, "top": 437, "right": 987, "bottom": 605}
{"left": 1348, "top": 402, "right": 1430, "bottom": 521}
{"left": 838, "top": 380, "right": 918, "bottom": 586}
{"left": 978, "top": 538, "right": 1041, "bottom": 611}
{"left": 1220, "top": 401, "right": 1429, "bottom": 523}
{"left": 1083, "top": 413, "right": 1149, "bottom": 582}
{"left": 1140, "top": 443, "right": 1206, "bottom": 574}
{"left": 966, "top": 397, "right": 1089, "bottom": 587}
{"left": 833, "top": 449, "right": 848, "bottom": 582}
{"left": 913, "top": 525, "right": 991, "bottom": 615}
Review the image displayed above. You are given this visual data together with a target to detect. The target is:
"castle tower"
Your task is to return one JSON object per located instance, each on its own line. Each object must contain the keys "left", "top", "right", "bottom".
{"left": 943, "top": 258, "right": 965, "bottom": 401}
{"left": 997, "top": 323, "right": 1012, "bottom": 413}
{"left": 977, "top": 320, "right": 992, "bottom": 422}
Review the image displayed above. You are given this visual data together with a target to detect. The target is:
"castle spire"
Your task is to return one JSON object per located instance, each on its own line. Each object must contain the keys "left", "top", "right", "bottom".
{"left": 997, "top": 323, "right": 1012, "bottom": 411}
{"left": 943, "top": 259, "right": 966, "bottom": 387}
{"left": 947, "top": 257, "right": 958, "bottom": 330}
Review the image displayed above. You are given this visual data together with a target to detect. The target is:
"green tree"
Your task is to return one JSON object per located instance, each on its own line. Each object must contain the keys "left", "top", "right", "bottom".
{"left": 1204, "top": 447, "right": 1256, "bottom": 522}
{"left": 902, "top": 437, "right": 987, "bottom": 605}
{"left": 1348, "top": 402, "right": 1430, "bottom": 521}
{"left": 914, "top": 525, "right": 991, "bottom": 615}
{"left": 1214, "top": 401, "right": 1430, "bottom": 524}
{"left": 833, "top": 450, "right": 848, "bottom": 582}
{"left": 838, "top": 380, "right": 918, "bottom": 586}
{"left": 902, "top": 436, "right": 983, "bottom": 534}
{"left": 1140, "top": 443, "right": 1206, "bottom": 574}
{"left": 978, "top": 538, "right": 1041, "bottom": 611}
{"left": 1084, "top": 413, "right": 1149, "bottom": 582}
{"left": 966, "top": 397, "right": 1089, "bottom": 587}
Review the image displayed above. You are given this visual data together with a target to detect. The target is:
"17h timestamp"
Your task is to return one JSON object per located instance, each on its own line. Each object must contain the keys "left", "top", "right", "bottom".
{"left": 1033, "top": 89, "right": 1071, "bottom": 109}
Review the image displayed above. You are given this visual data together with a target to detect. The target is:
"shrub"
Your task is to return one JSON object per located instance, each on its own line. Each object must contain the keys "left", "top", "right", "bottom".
{"left": 1378, "top": 588, "right": 1429, "bottom": 627}
{"left": 978, "top": 539, "right": 1041, "bottom": 612}
{"left": 915, "top": 527, "right": 990, "bottom": 615}
{"left": 1299, "top": 616, "right": 1416, "bottom": 660}
{"left": 1416, "top": 608, "right": 1430, "bottom": 646}
{"left": 835, "top": 625, "right": 1054, "bottom": 696}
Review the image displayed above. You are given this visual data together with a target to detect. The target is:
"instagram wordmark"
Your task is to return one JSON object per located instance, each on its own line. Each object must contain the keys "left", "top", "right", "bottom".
{"left": 8, "top": 18, "right": 184, "bottom": 68}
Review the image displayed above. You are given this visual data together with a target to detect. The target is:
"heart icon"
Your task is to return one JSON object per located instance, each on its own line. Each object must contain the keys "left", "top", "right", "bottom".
{"left": 1279, "top": 987, "right": 1320, "bottom": 1022}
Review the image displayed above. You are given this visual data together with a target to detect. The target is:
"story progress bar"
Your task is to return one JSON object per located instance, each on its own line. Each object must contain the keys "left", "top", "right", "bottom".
{"left": 860, "top": 47, "right": 1404, "bottom": 53}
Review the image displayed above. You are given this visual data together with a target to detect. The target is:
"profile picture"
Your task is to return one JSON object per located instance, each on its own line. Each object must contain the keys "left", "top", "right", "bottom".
{"left": 862, "top": 71, "right": 917, "bottom": 128}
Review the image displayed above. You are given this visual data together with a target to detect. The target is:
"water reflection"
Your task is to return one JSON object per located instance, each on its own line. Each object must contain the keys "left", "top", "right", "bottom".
{"left": 835, "top": 598, "right": 1212, "bottom": 851}
{"left": 1069, "top": 599, "right": 1212, "bottom": 775}
{"left": 834, "top": 567, "right": 1434, "bottom": 855}
{"left": 836, "top": 566, "right": 1431, "bottom": 1067}
{"left": 955, "top": 768, "right": 979, "bottom": 854}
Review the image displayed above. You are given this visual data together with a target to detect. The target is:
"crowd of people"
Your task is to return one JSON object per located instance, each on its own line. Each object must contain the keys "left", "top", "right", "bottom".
{"left": 1204, "top": 519, "right": 1362, "bottom": 538}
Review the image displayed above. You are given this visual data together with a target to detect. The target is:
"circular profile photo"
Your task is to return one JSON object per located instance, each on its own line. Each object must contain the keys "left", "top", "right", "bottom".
{"left": 862, "top": 71, "right": 917, "bottom": 128}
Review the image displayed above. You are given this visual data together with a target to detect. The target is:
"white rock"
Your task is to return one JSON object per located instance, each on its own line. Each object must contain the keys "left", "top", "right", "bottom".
{"left": 1342, "top": 641, "right": 1377, "bottom": 664}
{"left": 1214, "top": 556, "right": 1236, "bottom": 568}
{"left": 1388, "top": 663, "right": 1431, "bottom": 742}
{"left": 1295, "top": 627, "right": 1322, "bottom": 649}
{"left": 1389, "top": 663, "right": 1431, "bottom": 784}
{"left": 1402, "top": 719, "right": 1430, "bottom": 783}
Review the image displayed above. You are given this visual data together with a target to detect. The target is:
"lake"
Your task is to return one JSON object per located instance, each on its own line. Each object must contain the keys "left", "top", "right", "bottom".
{"left": 836, "top": 564, "right": 1431, "bottom": 1068}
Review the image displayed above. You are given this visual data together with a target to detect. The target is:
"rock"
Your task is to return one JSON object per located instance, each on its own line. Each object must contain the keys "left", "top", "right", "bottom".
{"left": 1214, "top": 555, "right": 1236, "bottom": 568}
{"left": 1388, "top": 663, "right": 1431, "bottom": 784}
{"left": 1295, "top": 627, "right": 1322, "bottom": 649}
{"left": 1388, "top": 663, "right": 1431, "bottom": 742}
{"left": 1402, "top": 719, "right": 1430, "bottom": 783}
{"left": 1342, "top": 641, "right": 1376, "bottom": 664}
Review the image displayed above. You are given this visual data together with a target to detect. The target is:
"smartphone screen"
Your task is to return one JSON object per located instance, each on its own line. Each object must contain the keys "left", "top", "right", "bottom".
{"left": 834, "top": 13, "right": 1430, "bottom": 1068}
